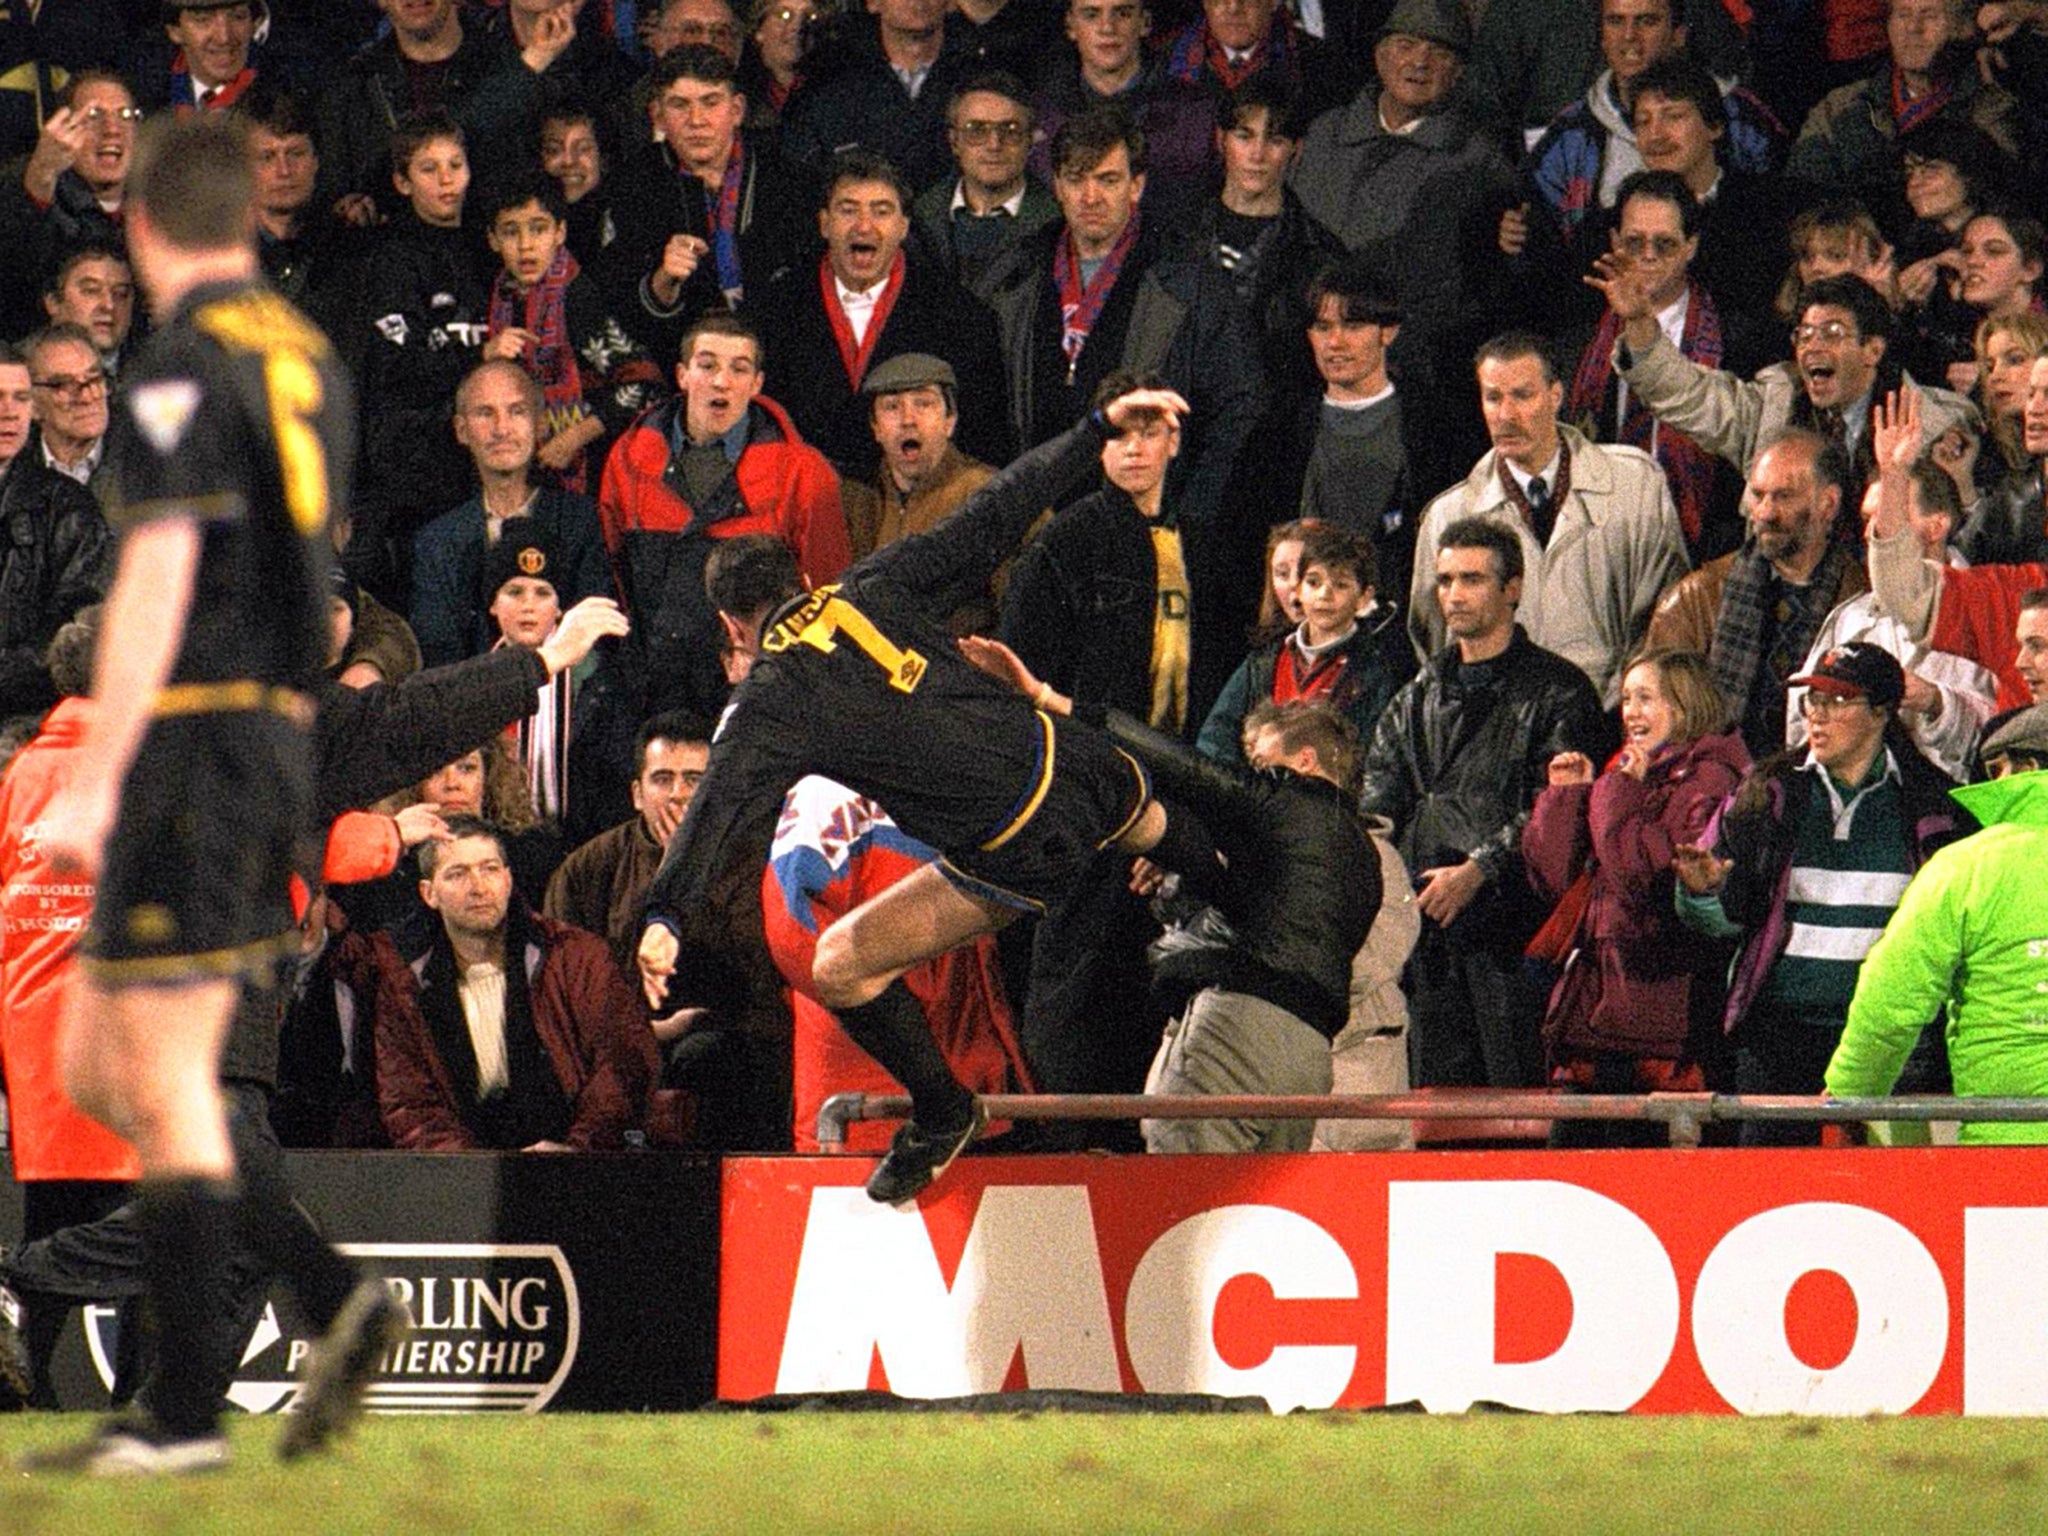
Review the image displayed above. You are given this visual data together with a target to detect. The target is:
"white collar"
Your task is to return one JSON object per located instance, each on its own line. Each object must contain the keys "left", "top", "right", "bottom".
{"left": 950, "top": 179, "right": 1027, "bottom": 217}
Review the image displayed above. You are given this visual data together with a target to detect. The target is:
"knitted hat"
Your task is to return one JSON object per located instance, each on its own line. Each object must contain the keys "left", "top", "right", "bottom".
{"left": 483, "top": 528, "right": 559, "bottom": 600}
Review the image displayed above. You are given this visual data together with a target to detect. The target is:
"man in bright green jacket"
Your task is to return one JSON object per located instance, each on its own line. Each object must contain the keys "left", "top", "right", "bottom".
{"left": 1827, "top": 704, "right": 2048, "bottom": 1143}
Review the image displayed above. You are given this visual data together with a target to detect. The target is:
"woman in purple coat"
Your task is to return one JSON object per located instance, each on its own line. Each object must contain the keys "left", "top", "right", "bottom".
{"left": 1522, "top": 648, "right": 1751, "bottom": 1146}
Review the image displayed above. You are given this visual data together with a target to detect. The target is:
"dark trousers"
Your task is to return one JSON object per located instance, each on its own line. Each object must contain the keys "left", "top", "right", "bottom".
{"left": 1407, "top": 923, "right": 1542, "bottom": 1088}
{"left": 1735, "top": 1005, "right": 1847, "bottom": 1147}
{"left": 3, "top": 1081, "right": 345, "bottom": 1410}
{"left": 1017, "top": 861, "right": 1164, "bottom": 1151}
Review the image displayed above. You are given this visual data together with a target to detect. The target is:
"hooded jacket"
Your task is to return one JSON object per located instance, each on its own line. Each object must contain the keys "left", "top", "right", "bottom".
{"left": 1828, "top": 770, "right": 2048, "bottom": 1141}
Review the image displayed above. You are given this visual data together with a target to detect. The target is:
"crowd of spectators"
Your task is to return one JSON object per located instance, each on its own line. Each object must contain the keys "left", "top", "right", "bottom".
{"left": 6, "top": 0, "right": 2048, "bottom": 1179}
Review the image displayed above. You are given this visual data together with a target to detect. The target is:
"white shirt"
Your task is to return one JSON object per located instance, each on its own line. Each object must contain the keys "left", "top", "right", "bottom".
{"left": 1323, "top": 381, "right": 1395, "bottom": 412}
{"left": 835, "top": 276, "right": 883, "bottom": 346}
{"left": 456, "top": 961, "right": 511, "bottom": 1098}
{"left": 951, "top": 179, "right": 1027, "bottom": 218}
{"left": 40, "top": 436, "right": 102, "bottom": 485}
{"left": 1504, "top": 448, "right": 1563, "bottom": 504}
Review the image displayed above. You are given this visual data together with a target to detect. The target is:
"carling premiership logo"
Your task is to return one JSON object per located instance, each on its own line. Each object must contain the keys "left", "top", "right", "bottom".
{"left": 86, "top": 1243, "right": 581, "bottom": 1415}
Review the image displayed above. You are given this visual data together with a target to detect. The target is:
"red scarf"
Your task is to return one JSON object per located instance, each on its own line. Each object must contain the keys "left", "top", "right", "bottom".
{"left": 819, "top": 249, "right": 906, "bottom": 389}
{"left": 488, "top": 247, "right": 591, "bottom": 494}
{"left": 1053, "top": 211, "right": 1142, "bottom": 368}
{"left": 173, "top": 58, "right": 255, "bottom": 114}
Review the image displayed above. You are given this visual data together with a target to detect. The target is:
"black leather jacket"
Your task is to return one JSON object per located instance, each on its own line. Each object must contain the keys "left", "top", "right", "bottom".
{"left": 1092, "top": 707, "right": 1380, "bottom": 1038}
{"left": 0, "top": 458, "right": 108, "bottom": 717}
{"left": 1957, "top": 460, "right": 2048, "bottom": 566}
{"left": 1359, "top": 626, "right": 1606, "bottom": 946}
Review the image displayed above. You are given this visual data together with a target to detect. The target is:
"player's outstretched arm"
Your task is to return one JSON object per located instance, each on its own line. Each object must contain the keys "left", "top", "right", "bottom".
{"left": 857, "top": 389, "right": 1191, "bottom": 614}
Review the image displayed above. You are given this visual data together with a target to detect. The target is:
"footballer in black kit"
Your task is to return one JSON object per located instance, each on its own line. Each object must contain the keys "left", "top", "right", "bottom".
{"left": 642, "top": 411, "right": 1154, "bottom": 930}
{"left": 81, "top": 281, "right": 355, "bottom": 982}
{"left": 640, "top": 388, "right": 1190, "bottom": 1203}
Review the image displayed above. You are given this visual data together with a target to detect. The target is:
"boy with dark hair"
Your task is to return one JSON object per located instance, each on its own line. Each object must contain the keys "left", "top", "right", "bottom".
{"left": 481, "top": 176, "right": 661, "bottom": 499}
{"left": 1199, "top": 521, "right": 1411, "bottom": 763}
{"left": 356, "top": 110, "right": 494, "bottom": 604}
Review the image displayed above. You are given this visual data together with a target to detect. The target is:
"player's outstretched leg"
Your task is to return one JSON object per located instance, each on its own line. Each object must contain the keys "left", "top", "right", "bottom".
{"left": 277, "top": 1277, "right": 411, "bottom": 1461}
{"left": 814, "top": 866, "right": 1010, "bottom": 1204}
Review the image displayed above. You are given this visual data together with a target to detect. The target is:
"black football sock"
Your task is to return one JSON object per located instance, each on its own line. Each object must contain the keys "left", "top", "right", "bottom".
{"left": 835, "top": 981, "right": 974, "bottom": 1129}
{"left": 135, "top": 1178, "right": 238, "bottom": 1438}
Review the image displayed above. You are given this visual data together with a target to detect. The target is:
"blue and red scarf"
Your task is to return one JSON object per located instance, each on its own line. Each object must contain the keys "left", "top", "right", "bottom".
{"left": 1569, "top": 277, "right": 1725, "bottom": 550}
{"left": 1163, "top": 17, "right": 1298, "bottom": 91}
{"left": 1054, "top": 211, "right": 1141, "bottom": 367}
{"left": 1890, "top": 64, "right": 1955, "bottom": 135}
{"left": 488, "top": 246, "right": 592, "bottom": 493}
{"left": 708, "top": 131, "right": 747, "bottom": 303}
{"left": 172, "top": 55, "right": 255, "bottom": 114}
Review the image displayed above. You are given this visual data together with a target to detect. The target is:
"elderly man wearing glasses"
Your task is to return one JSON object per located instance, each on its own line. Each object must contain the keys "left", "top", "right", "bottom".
{"left": 25, "top": 325, "right": 110, "bottom": 493}
{"left": 0, "top": 337, "right": 108, "bottom": 720}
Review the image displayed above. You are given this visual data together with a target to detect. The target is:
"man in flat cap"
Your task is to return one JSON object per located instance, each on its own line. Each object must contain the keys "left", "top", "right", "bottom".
{"left": 1289, "top": 0, "right": 1517, "bottom": 405}
{"left": 840, "top": 352, "right": 1007, "bottom": 632}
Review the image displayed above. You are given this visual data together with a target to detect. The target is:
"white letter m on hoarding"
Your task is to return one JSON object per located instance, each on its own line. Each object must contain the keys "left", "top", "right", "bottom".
{"left": 774, "top": 1186, "right": 1121, "bottom": 1397}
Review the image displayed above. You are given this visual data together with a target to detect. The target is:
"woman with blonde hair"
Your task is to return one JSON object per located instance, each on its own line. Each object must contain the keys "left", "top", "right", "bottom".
{"left": 1973, "top": 310, "right": 2048, "bottom": 477}
{"left": 1521, "top": 648, "right": 1750, "bottom": 1145}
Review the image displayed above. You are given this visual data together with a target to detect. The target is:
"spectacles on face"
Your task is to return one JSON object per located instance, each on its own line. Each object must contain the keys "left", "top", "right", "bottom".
{"left": 764, "top": 6, "right": 815, "bottom": 23}
{"left": 1791, "top": 320, "right": 1857, "bottom": 346}
{"left": 1618, "top": 233, "right": 1684, "bottom": 258}
{"left": 672, "top": 20, "right": 740, "bottom": 42}
{"left": 31, "top": 372, "right": 106, "bottom": 399}
{"left": 952, "top": 119, "right": 1029, "bottom": 145}
{"left": 79, "top": 106, "right": 143, "bottom": 127}
{"left": 1799, "top": 693, "right": 1870, "bottom": 718}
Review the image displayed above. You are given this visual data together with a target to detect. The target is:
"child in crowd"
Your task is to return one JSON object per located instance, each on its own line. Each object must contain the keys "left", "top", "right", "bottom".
{"left": 482, "top": 176, "right": 661, "bottom": 498}
{"left": 356, "top": 111, "right": 493, "bottom": 601}
{"left": 1197, "top": 521, "right": 1411, "bottom": 763}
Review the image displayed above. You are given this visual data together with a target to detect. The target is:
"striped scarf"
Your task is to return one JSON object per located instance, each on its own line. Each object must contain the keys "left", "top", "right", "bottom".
{"left": 1890, "top": 65, "right": 1955, "bottom": 135}
{"left": 1568, "top": 279, "right": 1724, "bottom": 549}
{"left": 710, "top": 132, "right": 747, "bottom": 302}
{"left": 488, "top": 247, "right": 591, "bottom": 494}
{"left": 1054, "top": 211, "right": 1141, "bottom": 367}
{"left": 1709, "top": 538, "right": 1852, "bottom": 729}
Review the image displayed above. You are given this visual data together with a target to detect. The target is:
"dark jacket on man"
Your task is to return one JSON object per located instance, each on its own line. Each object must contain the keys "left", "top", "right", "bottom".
{"left": 0, "top": 458, "right": 108, "bottom": 719}
{"left": 1092, "top": 705, "right": 1381, "bottom": 1039}
{"left": 602, "top": 135, "right": 818, "bottom": 358}
{"left": 313, "top": 20, "right": 547, "bottom": 213}
{"left": 410, "top": 485, "right": 613, "bottom": 667}
{"left": 1359, "top": 624, "right": 1607, "bottom": 948}
{"left": 1957, "top": 460, "right": 2048, "bottom": 567}
{"left": 749, "top": 250, "right": 1012, "bottom": 479}
{"left": 979, "top": 219, "right": 1263, "bottom": 534}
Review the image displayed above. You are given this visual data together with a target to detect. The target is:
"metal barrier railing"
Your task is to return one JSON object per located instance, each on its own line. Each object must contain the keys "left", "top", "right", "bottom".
{"left": 815, "top": 1091, "right": 2048, "bottom": 1151}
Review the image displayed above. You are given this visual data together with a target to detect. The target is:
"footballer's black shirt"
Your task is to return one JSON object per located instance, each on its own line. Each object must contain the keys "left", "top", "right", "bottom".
{"left": 105, "top": 278, "right": 355, "bottom": 692}
{"left": 645, "top": 412, "right": 1113, "bottom": 928}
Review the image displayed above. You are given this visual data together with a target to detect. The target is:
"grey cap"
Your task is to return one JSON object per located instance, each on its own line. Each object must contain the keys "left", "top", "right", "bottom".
{"left": 861, "top": 352, "right": 957, "bottom": 398}
{"left": 1379, "top": 0, "right": 1470, "bottom": 55}
{"left": 1982, "top": 703, "right": 2048, "bottom": 761}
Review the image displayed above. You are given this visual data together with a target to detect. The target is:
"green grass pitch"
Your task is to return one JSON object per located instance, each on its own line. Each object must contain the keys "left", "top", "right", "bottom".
{"left": 5, "top": 1412, "right": 2048, "bottom": 1533}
